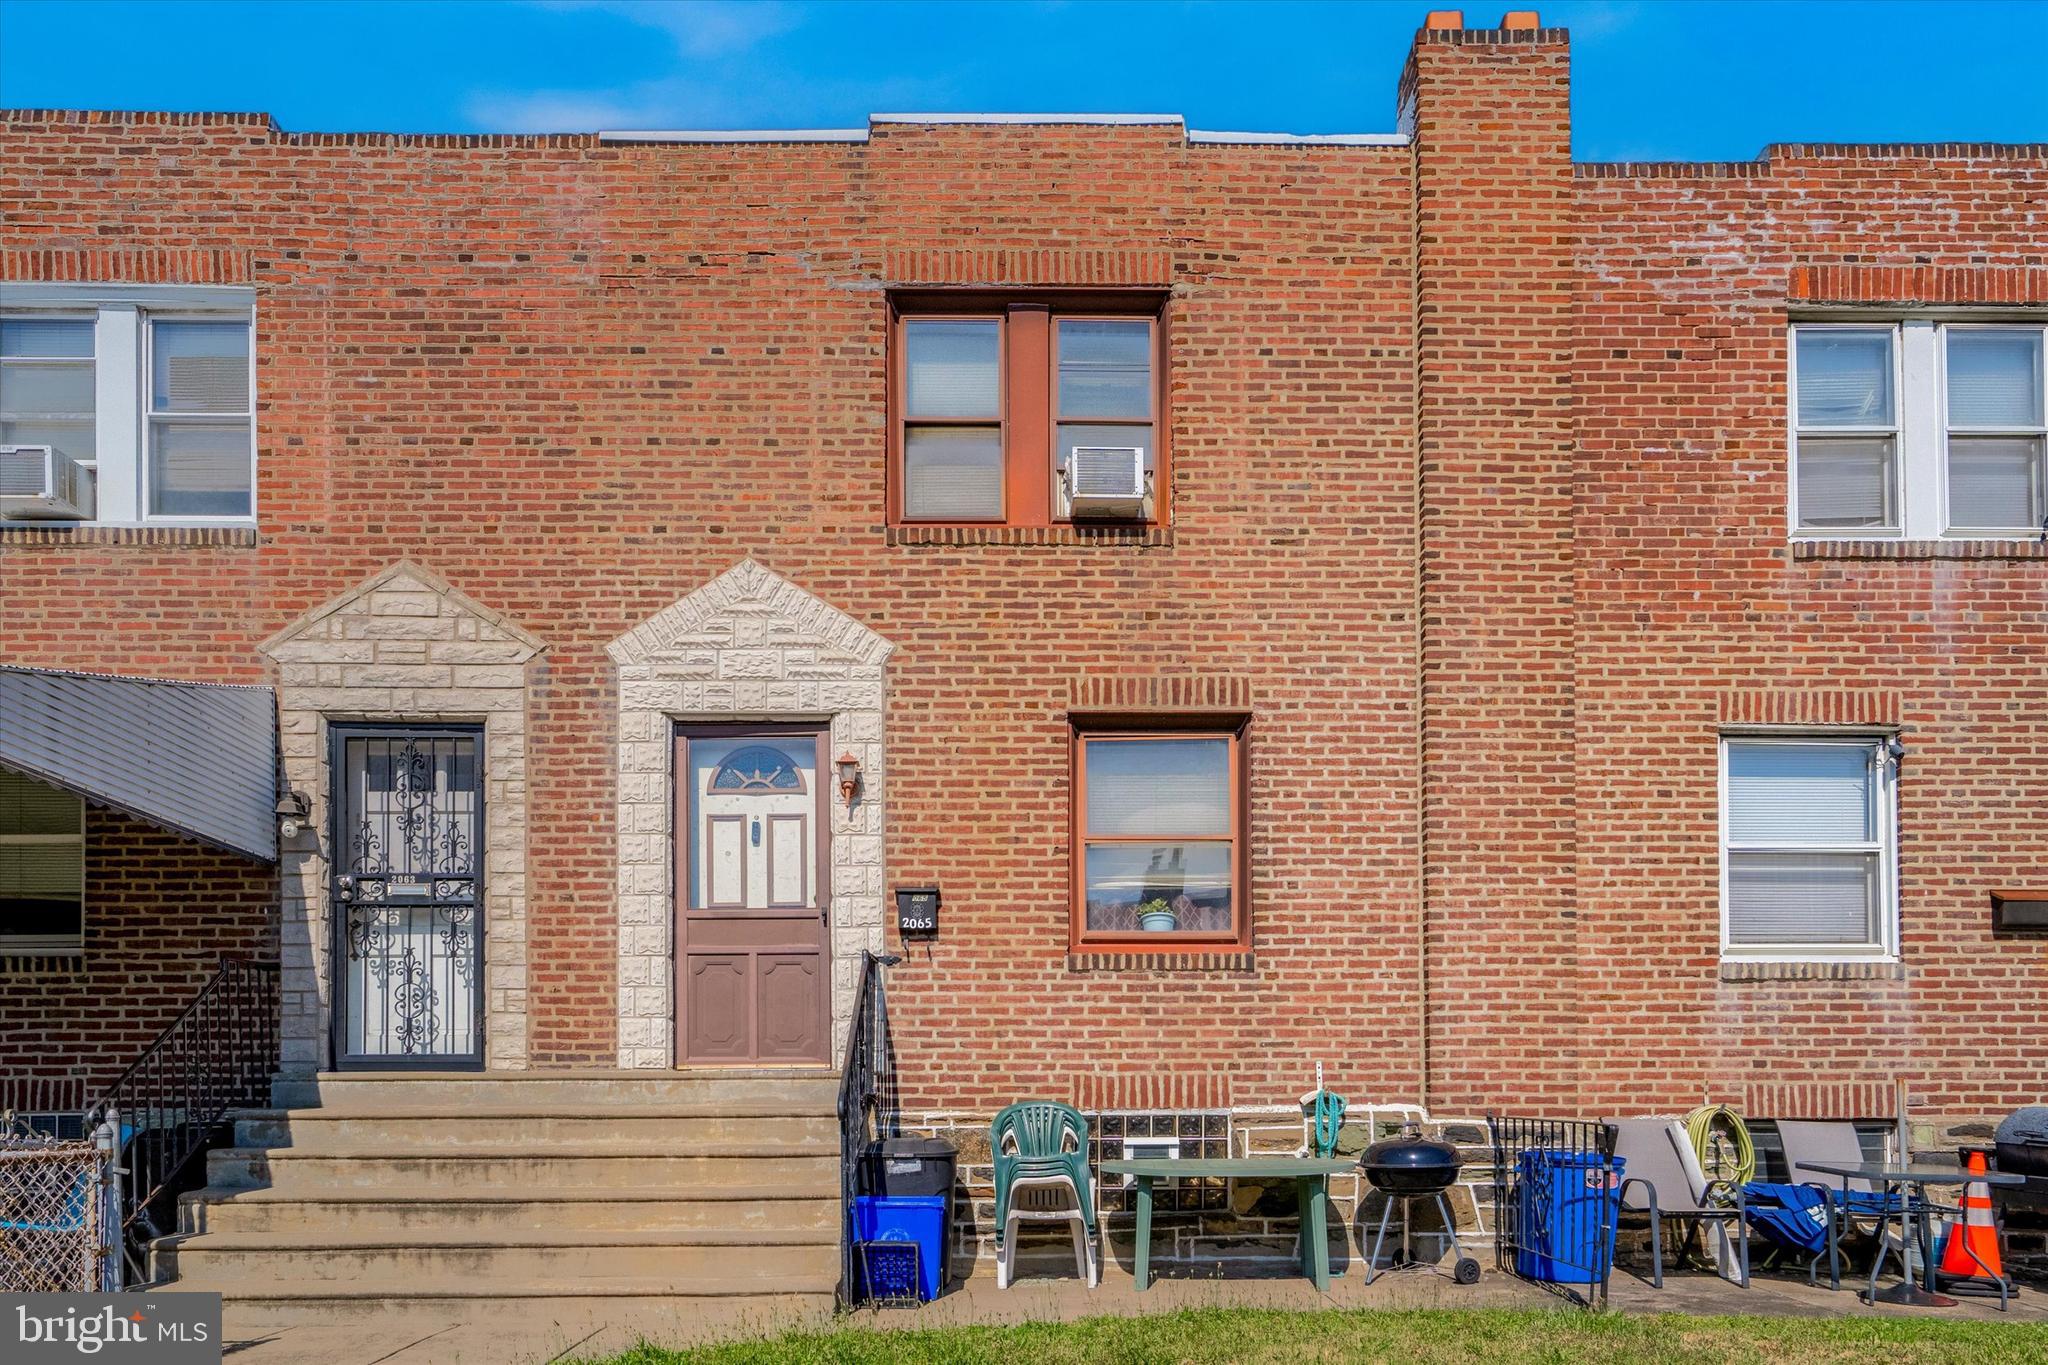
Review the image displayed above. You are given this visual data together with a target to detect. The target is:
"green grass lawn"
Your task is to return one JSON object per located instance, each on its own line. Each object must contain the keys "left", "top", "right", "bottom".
{"left": 575, "top": 1306, "right": 2048, "bottom": 1365}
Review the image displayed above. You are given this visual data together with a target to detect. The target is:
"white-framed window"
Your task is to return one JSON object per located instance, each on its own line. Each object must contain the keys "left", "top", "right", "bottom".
{"left": 1944, "top": 325, "right": 2046, "bottom": 535}
{"left": 1791, "top": 327, "right": 1900, "bottom": 534}
{"left": 147, "top": 317, "right": 254, "bottom": 518}
{"left": 0, "top": 284, "right": 256, "bottom": 526}
{"left": 0, "top": 768, "right": 85, "bottom": 958}
{"left": 0, "top": 316, "right": 98, "bottom": 469}
{"left": 1719, "top": 734, "right": 1897, "bottom": 961}
{"left": 1790, "top": 320, "right": 2048, "bottom": 540}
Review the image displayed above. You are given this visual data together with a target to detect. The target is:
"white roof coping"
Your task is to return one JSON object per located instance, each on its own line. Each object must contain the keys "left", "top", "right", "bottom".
{"left": 1187, "top": 129, "right": 1409, "bottom": 147}
{"left": 600, "top": 129, "right": 869, "bottom": 144}
{"left": 597, "top": 118, "right": 1410, "bottom": 149}
{"left": 870, "top": 112, "right": 1184, "bottom": 126}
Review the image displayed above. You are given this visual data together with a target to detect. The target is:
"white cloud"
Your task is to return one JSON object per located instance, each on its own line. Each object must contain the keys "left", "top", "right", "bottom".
{"left": 465, "top": 70, "right": 955, "bottom": 134}
{"left": 470, "top": 0, "right": 956, "bottom": 133}
{"left": 534, "top": 0, "right": 798, "bottom": 58}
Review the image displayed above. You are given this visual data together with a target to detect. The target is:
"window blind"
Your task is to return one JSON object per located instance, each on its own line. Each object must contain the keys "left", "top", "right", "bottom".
{"left": 0, "top": 769, "right": 83, "bottom": 836}
{"left": 0, "top": 842, "right": 84, "bottom": 902}
{"left": 0, "top": 318, "right": 97, "bottom": 463}
{"left": 0, "top": 319, "right": 94, "bottom": 359}
{"left": 1726, "top": 742, "right": 1874, "bottom": 844}
{"left": 1948, "top": 437, "right": 2045, "bottom": 530}
{"left": 1727, "top": 851, "right": 1879, "bottom": 945}
{"left": 1947, "top": 330, "right": 2043, "bottom": 428}
{"left": 904, "top": 321, "right": 1000, "bottom": 418}
{"left": 1796, "top": 439, "right": 1894, "bottom": 527}
{"left": 152, "top": 321, "right": 249, "bottom": 413}
{"left": 1797, "top": 330, "right": 1893, "bottom": 427}
{"left": 151, "top": 423, "right": 252, "bottom": 517}
{"left": 902, "top": 427, "right": 1002, "bottom": 519}
{"left": 1058, "top": 320, "right": 1151, "bottom": 419}
{"left": 1085, "top": 738, "right": 1230, "bottom": 836}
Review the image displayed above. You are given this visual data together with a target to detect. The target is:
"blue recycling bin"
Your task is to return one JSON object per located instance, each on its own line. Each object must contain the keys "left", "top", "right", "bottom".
{"left": 1513, "top": 1149, "right": 1624, "bottom": 1284}
{"left": 853, "top": 1194, "right": 947, "bottom": 1302}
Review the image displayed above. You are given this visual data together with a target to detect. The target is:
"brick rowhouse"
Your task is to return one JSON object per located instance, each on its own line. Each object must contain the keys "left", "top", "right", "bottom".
{"left": 1, "top": 10, "right": 2043, "bottom": 1167}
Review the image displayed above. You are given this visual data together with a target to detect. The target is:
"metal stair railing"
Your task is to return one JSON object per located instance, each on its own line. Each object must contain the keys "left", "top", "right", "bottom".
{"left": 836, "top": 949, "right": 901, "bottom": 1306}
{"left": 83, "top": 953, "right": 280, "bottom": 1284}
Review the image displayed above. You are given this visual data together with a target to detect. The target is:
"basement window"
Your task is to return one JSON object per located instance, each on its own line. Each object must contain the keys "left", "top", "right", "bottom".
{"left": 0, "top": 768, "right": 85, "bottom": 957}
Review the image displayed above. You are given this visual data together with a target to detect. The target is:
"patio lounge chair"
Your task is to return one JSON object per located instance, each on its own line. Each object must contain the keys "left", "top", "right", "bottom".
{"left": 1773, "top": 1119, "right": 1911, "bottom": 1291}
{"left": 990, "top": 1101, "right": 1098, "bottom": 1289}
{"left": 1605, "top": 1117, "right": 1750, "bottom": 1288}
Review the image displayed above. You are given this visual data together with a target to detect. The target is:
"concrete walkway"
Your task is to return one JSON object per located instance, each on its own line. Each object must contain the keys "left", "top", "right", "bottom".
{"left": 220, "top": 1253, "right": 2046, "bottom": 1363}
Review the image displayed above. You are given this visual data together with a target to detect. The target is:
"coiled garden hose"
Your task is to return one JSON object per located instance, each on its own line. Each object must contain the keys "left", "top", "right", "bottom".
{"left": 1684, "top": 1104, "right": 1757, "bottom": 1196}
{"left": 1310, "top": 1091, "right": 1348, "bottom": 1159}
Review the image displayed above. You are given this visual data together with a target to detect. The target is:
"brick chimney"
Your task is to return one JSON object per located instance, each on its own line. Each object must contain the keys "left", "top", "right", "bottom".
{"left": 1400, "top": 14, "right": 1581, "bottom": 1112}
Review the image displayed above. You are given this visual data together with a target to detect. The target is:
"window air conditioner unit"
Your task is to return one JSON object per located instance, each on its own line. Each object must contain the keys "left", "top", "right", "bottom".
{"left": 1064, "top": 445, "right": 1147, "bottom": 520}
{"left": 0, "top": 445, "right": 94, "bottom": 520}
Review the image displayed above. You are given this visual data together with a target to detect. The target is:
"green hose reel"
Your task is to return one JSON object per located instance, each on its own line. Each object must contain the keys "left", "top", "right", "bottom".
{"left": 1309, "top": 1089, "right": 1348, "bottom": 1159}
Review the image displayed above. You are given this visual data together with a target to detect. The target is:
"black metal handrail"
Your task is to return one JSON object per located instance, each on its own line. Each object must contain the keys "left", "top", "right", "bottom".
{"left": 837, "top": 949, "right": 901, "bottom": 1306}
{"left": 1488, "top": 1112, "right": 1620, "bottom": 1308}
{"left": 84, "top": 953, "right": 279, "bottom": 1280}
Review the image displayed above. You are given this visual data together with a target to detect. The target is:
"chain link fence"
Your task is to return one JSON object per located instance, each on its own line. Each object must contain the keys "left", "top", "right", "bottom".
{"left": 0, "top": 1127, "right": 119, "bottom": 1292}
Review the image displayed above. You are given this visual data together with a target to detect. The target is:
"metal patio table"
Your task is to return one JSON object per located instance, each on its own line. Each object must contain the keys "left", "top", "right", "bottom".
{"left": 1796, "top": 1161, "right": 2022, "bottom": 1308}
{"left": 1100, "top": 1157, "right": 1355, "bottom": 1292}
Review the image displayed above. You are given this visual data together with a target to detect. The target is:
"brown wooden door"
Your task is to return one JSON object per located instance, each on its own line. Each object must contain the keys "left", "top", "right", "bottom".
{"left": 674, "top": 725, "right": 829, "bottom": 1064}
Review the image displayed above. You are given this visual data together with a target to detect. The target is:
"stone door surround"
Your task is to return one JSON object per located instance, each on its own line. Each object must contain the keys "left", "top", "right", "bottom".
{"left": 259, "top": 560, "right": 543, "bottom": 1075}
{"left": 608, "top": 559, "right": 893, "bottom": 1070}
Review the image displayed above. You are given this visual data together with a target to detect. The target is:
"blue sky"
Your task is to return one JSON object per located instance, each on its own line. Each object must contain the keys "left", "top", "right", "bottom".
{"left": 1, "top": 1, "right": 2042, "bottom": 160}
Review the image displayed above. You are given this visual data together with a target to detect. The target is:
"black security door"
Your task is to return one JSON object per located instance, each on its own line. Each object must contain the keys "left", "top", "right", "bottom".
{"left": 330, "top": 725, "right": 484, "bottom": 1069}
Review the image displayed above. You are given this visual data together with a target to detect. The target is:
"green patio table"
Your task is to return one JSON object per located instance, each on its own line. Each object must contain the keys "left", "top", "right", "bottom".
{"left": 1100, "top": 1157, "right": 1355, "bottom": 1291}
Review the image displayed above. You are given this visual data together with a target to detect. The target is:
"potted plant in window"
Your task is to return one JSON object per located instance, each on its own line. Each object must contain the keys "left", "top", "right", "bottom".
{"left": 1137, "top": 897, "right": 1177, "bottom": 933}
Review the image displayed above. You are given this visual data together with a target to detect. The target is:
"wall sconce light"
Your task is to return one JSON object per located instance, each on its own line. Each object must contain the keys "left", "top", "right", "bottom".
{"left": 835, "top": 752, "right": 862, "bottom": 808}
{"left": 274, "top": 791, "right": 311, "bottom": 841}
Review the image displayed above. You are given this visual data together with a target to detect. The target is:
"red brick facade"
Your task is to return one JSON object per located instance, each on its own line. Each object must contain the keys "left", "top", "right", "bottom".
{"left": 1, "top": 18, "right": 2042, "bottom": 1125}
{"left": 0, "top": 805, "right": 275, "bottom": 1091}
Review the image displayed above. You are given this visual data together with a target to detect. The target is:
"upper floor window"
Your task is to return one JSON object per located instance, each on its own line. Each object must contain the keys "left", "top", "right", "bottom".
{"left": 891, "top": 298, "right": 1164, "bottom": 527}
{"left": 0, "top": 285, "right": 255, "bottom": 526}
{"left": 0, "top": 318, "right": 97, "bottom": 470}
{"left": 1945, "top": 328, "right": 2045, "bottom": 534}
{"left": 1790, "top": 321, "right": 2047, "bottom": 540}
{"left": 1720, "top": 735, "right": 1896, "bottom": 961}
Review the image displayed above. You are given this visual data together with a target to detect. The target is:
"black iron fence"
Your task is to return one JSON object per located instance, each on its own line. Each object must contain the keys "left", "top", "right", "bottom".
{"left": 1488, "top": 1113, "right": 1621, "bottom": 1307}
{"left": 83, "top": 953, "right": 279, "bottom": 1282}
{"left": 837, "top": 950, "right": 901, "bottom": 1306}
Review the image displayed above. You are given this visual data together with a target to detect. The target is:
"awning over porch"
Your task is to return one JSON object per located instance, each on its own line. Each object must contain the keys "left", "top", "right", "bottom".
{"left": 0, "top": 666, "right": 278, "bottom": 861}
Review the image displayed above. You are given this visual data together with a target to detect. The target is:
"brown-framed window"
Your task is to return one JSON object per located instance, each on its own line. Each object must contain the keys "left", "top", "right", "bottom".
{"left": 1071, "top": 721, "right": 1247, "bottom": 949}
{"left": 889, "top": 295, "right": 1167, "bottom": 527}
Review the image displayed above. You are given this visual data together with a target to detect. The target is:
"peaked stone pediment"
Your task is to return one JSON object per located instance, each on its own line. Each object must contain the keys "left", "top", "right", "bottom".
{"left": 606, "top": 558, "right": 894, "bottom": 673}
{"left": 259, "top": 559, "right": 544, "bottom": 663}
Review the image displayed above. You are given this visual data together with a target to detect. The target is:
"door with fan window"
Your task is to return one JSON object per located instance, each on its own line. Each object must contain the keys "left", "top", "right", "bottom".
{"left": 674, "top": 725, "right": 828, "bottom": 1064}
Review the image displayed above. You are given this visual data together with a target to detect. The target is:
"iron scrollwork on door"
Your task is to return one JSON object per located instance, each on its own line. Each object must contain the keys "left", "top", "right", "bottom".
{"left": 334, "top": 730, "right": 482, "bottom": 1062}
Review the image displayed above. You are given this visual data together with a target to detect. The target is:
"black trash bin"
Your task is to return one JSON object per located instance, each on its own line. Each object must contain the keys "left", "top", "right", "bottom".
{"left": 862, "top": 1137, "right": 959, "bottom": 1287}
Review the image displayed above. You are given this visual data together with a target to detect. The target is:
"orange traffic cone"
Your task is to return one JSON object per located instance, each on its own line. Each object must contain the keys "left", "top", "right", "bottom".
{"left": 1937, "top": 1148, "right": 2008, "bottom": 1291}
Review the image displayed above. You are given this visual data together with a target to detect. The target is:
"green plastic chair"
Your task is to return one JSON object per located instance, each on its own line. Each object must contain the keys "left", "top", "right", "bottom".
{"left": 991, "top": 1101, "right": 1097, "bottom": 1288}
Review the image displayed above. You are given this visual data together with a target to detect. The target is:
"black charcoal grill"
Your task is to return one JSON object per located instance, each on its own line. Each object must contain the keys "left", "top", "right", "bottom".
{"left": 1359, "top": 1124, "right": 1481, "bottom": 1284}
{"left": 1994, "top": 1106, "right": 2048, "bottom": 1214}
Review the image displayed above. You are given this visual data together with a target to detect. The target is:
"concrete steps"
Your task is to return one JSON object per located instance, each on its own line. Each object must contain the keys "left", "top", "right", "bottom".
{"left": 231, "top": 1108, "right": 841, "bottom": 1153}
{"left": 180, "top": 1184, "right": 837, "bottom": 1237}
{"left": 157, "top": 1228, "right": 834, "bottom": 1283}
{"left": 160, "top": 1071, "right": 844, "bottom": 1325}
